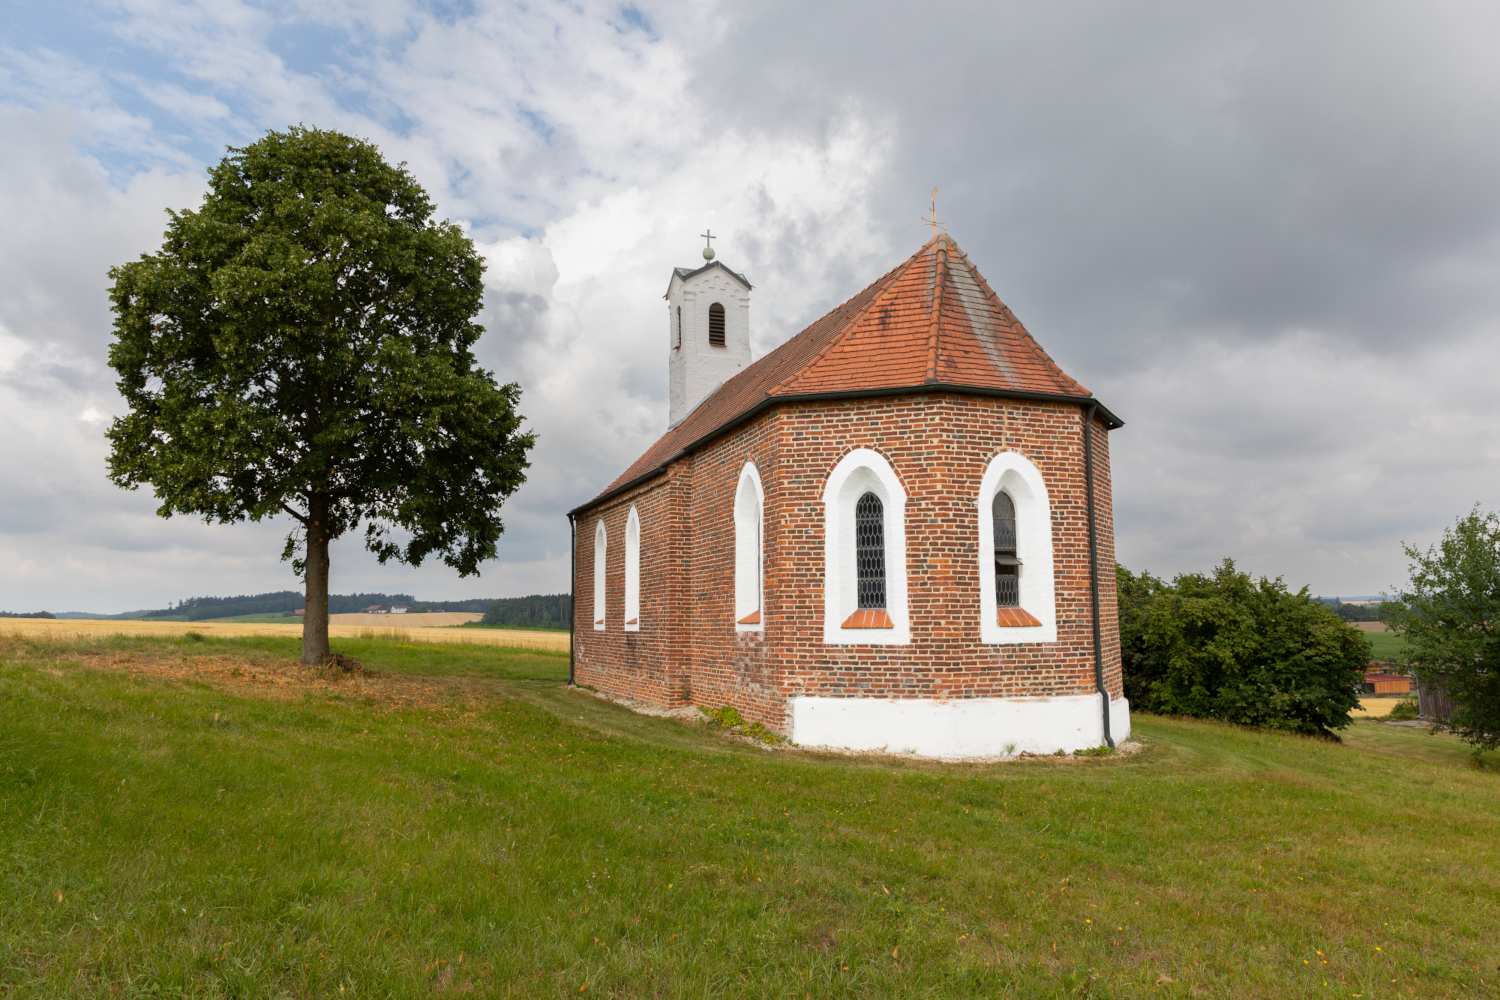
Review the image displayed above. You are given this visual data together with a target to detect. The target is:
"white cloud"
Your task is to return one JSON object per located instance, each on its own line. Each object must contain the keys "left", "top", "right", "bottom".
{"left": 0, "top": 1, "right": 892, "bottom": 612}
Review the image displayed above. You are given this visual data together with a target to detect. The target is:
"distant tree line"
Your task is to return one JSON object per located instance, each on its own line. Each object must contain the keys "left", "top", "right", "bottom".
{"left": 1312, "top": 597, "right": 1402, "bottom": 623}
{"left": 114, "top": 591, "right": 571, "bottom": 623}
{"left": 131, "top": 592, "right": 415, "bottom": 621}
{"left": 480, "top": 594, "right": 571, "bottom": 630}
{"left": 0, "top": 611, "right": 56, "bottom": 619}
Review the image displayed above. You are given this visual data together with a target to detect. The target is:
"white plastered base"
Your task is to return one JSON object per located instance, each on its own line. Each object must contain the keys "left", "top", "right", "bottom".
{"left": 789, "top": 693, "right": 1131, "bottom": 758}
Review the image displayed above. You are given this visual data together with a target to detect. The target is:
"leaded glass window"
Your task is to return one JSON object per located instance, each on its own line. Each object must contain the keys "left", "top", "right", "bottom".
{"left": 993, "top": 491, "right": 1020, "bottom": 607}
{"left": 855, "top": 491, "right": 886, "bottom": 609}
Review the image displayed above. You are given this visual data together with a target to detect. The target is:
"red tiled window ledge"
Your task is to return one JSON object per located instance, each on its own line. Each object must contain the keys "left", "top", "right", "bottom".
{"left": 625, "top": 618, "right": 638, "bottom": 626}
{"left": 737, "top": 611, "right": 761, "bottom": 625}
{"left": 997, "top": 607, "right": 1043, "bottom": 627}
{"left": 841, "top": 609, "right": 894, "bottom": 629}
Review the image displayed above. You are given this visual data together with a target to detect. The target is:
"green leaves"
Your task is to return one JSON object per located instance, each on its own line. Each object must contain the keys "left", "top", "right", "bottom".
{"left": 105, "top": 125, "right": 535, "bottom": 610}
{"left": 1117, "top": 560, "right": 1368, "bottom": 737}
{"left": 1388, "top": 507, "right": 1500, "bottom": 753}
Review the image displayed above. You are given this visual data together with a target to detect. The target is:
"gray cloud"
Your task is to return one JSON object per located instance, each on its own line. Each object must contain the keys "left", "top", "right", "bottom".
{"left": 2, "top": 0, "right": 1497, "bottom": 610}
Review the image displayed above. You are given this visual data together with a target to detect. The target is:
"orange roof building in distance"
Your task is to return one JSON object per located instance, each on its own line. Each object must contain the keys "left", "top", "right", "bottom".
{"left": 568, "top": 231, "right": 1130, "bottom": 757}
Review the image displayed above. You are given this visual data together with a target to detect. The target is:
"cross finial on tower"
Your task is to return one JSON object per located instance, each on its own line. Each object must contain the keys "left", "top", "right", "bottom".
{"left": 701, "top": 229, "right": 716, "bottom": 261}
{"left": 921, "top": 187, "right": 946, "bottom": 241}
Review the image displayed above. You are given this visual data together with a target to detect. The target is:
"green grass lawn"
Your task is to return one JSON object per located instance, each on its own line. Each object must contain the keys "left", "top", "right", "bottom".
{"left": 1, "top": 633, "right": 1496, "bottom": 998}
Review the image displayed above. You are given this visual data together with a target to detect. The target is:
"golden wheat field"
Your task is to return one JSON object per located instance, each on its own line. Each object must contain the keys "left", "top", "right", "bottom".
{"left": 1, "top": 617, "right": 570, "bottom": 653}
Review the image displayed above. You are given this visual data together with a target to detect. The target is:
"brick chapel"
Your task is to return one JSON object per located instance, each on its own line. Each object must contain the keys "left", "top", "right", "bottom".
{"left": 568, "top": 234, "right": 1130, "bottom": 756}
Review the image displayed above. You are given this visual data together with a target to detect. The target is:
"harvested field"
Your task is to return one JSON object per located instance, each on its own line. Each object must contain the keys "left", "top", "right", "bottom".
{"left": 328, "top": 611, "right": 482, "bottom": 627}
{"left": 1351, "top": 696, "right": 1407, "bottom": 718}
{"left": 1, "top": 615, "right": 569, "bottom": 653}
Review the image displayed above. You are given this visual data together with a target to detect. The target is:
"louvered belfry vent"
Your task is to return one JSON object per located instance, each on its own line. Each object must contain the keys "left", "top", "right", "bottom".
{"left": 993, "top": 491, "right": 1020, "bottom": 607}
{"left": 708, "top": 302, "right": 726, "bottom": 346}
{"left": 855, "top": 491, "right": 886, "bottom": 609}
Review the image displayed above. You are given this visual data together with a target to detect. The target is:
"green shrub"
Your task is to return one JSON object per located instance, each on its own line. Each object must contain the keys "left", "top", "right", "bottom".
{"left": 698, "top": 706, "right": 784, "bottom": 745}
{"left": 1118, "top": 559, "right": 1368, "bottom": 738}
{"left": 1387, "top": 696, "right": 1419, "bottom": 720}
{"left": 700, "top": 705, "right": 745, "bottom": 729}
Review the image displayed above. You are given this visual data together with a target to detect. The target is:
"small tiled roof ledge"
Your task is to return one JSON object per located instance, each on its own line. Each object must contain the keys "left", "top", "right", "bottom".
{"left": 567, "top": 383, "right": 1122, "bottom": 517}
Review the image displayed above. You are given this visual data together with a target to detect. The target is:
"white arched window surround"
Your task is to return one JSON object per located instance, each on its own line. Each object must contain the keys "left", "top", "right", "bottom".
{"left": 976, "top": 452, "right": 1058, "bottom": 644}
{"left": 734, "top": 463, "right": 764, "bottom": 632}
{"left": 624, "top": 507, "right": 641, "bottom": 631}
{"left": 592, "top": 520, "right": 607, "bottom": 631}
{"left": 822, "top": 448, "right": 910, "bottom": 645}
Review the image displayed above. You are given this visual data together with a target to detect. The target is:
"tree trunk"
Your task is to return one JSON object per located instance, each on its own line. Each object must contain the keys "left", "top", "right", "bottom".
{"left": 301, "top": 492, "right": 331, "bottom": 665}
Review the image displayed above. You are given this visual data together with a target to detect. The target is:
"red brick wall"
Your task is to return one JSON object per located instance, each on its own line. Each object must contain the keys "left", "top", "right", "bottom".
{"left": 572, "top": 392, "right": 1122, "bottom": 734}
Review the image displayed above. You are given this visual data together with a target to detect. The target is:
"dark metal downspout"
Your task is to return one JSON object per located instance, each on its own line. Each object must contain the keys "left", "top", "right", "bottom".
{"left": 568, "top": 513, "right": 576, "bottom": 687}
{"left": 1083, "top": 403, "right": 1115, "bottom": 748}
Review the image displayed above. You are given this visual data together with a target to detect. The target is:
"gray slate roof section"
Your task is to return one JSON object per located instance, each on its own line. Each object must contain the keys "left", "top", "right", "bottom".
{"left": 662, "top": 260, "right": 753, "bottom": 297}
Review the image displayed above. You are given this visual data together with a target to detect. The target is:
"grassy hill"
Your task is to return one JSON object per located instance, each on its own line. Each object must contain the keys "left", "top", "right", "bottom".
{"left": 1365, "top": 629, "right": 1409, "bottom": 663}
{"left": 0, "top": 631, "right": 1493, "bottom": 997}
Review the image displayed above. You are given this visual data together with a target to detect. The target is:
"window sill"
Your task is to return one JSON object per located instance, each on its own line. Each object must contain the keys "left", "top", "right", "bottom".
{"left": 737, "top": 611, "right": 761, "bottom": 625}
{"left": 841, "top": 609, "right": 894, "bottom": 629}
{"left": 996, "top": 607, "right": 1043, "bottom": 627}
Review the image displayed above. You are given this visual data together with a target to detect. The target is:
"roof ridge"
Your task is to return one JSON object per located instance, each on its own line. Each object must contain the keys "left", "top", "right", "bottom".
{"left": 924, "top": 244, "right": 947, "bottom": 383}
{"left": 769, "top": 242, "right": 929, "bottom": 396}
{"left": 963, "top": 252, "right": 1090, "bottom": 397}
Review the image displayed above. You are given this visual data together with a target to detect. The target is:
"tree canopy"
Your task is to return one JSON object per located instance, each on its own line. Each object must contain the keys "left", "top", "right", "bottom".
{"left": 1118, "top": 559, "right": 1368, "bottom": 737}
{"left": 106, "top": 126, "right": 535, "bottom": 663}
{"left": 1387, "top": 507, "right": 1500, "bottom": 753}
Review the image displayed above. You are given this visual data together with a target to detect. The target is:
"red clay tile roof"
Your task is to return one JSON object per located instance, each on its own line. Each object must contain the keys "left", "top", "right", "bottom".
{"left": 574, "top": 235, "right": 1119, "bottom": 513}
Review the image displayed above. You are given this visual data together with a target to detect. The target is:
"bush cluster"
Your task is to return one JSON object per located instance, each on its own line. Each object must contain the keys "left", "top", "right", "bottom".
{"left": 1118, "top": 559, "right": 1368, "bottom": 738}
{"left": 699, "top": 706, "right": 785, "bottom": 745}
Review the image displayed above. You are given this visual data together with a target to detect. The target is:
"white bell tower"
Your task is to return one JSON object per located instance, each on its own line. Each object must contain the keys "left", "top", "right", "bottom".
{"left": 666, "top": 232, "right": 752, "bottom": 427}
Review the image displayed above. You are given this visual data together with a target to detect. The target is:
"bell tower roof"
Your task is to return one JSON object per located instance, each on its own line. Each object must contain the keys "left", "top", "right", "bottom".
{"left": 664, "top": 260, "right": 752, "bottom": 297}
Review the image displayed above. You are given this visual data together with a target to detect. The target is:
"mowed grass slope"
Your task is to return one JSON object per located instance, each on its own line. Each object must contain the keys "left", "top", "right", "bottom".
{"left": 0, "top": 634, "right": 1496, "bottom": 998}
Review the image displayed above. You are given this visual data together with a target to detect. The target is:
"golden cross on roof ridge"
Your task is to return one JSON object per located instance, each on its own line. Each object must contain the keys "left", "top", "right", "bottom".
{"left": 922, "top": 187, "right": 946, "bottom": 240}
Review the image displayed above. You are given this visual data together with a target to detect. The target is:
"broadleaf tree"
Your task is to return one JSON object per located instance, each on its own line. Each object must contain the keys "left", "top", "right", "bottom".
{"left": 1117, "top": 559, "right": 1368, "bottom": 738}
{"left": 1386, "top": 507, "right": 1500, "bottom": 754}
{"left": 106, "top": 127, "right": 536, "bottom": 664}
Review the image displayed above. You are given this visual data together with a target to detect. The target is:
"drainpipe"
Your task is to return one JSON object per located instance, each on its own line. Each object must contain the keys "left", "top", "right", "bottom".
{"left": 568, "top": 513, "right": 576, "bottom": 687}
{"left": 1083, "top": 402, "right": 1115, "bottom": 748}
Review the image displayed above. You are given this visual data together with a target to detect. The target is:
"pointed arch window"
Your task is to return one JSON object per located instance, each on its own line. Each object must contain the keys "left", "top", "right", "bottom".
{"left": 993, "top": 491, "right": 1020, "bottom": 608}
{"left": 822, "top": 449, "right": 907, "bottom": 640}
{"left": 592, "top": 521, "right": 607, "bottom": 631}
{"left": 708, "top": 302, "right": 726, "bottom": 347}
{"left": 624, "top": 507, "right": 641, "bottom": 629}
{"left": 734, "top": 463, "right": 764, "bottom": 630}
{"left": 855, "top": 493, "right": 886, "bottom": 610}
{"left": 976, "top": 453, "right": 1055, "bottom": 641}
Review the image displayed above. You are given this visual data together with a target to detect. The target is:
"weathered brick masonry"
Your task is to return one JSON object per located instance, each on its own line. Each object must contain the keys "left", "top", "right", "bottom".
{"left": 571, "top": 234, "right": 1126, "bottom": 748}
{"left": 573, "top": 394, "right": 1120, "bottom": 733}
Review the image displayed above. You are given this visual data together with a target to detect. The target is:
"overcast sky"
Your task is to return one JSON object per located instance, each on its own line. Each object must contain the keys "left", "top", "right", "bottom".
{"left": 3, "top": 0, "right": 1498, "bottom": 612}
